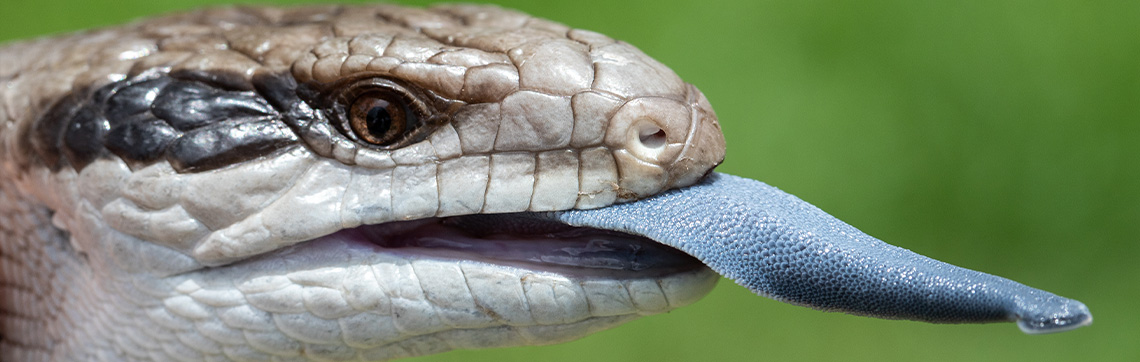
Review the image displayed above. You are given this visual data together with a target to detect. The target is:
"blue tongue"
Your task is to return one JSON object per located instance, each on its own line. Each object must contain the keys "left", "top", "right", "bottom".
{"left": 547, "top": 172, "right": 1091, "bottom": 334}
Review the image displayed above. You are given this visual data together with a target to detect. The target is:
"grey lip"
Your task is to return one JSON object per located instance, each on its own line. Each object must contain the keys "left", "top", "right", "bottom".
{"left": 543, "top": 172, "right": 1092, "bottom": 334}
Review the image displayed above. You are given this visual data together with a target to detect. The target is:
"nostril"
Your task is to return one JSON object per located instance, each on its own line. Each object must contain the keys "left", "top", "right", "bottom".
{"left": 629, "top": 120, "right": 669, "bottom": 161}
{"left": 638, "top": 124, "right": 667, "bottom": 149}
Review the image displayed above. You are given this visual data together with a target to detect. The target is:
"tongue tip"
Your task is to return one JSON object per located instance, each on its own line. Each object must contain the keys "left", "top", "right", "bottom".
{"left": 1015, "top": 300, "right": 1093, "bottom": 334}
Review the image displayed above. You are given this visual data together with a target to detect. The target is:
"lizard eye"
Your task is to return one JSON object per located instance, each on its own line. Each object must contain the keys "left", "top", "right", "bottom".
{"left": 334, "top": 78, "right": 429, "bottom": 148}
{"left": 348, "top": 90, "right": 416, "bottom": 145}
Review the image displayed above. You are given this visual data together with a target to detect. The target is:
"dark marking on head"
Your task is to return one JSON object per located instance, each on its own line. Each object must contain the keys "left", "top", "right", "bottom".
{"left": 27, "top": 71, "right": 307, "bottom": 173}
{"left": 168, "top": 119, "right": 298, "bottom": 172}
{"left": 105, "top": 118, "right": 180, "bottom": 163}
{"left": 252, "top": 71, "right": 318, "bottom": 129}
{"left": 61, "top": 105, "right": 110, "bottom": 170}
{"left": 152, "top": 81, "right": 275, "bottom": 131}
{"left": 105, "top": 77, "right": 173, "bottom": 122}
{"left": 29, "top": 92, "right": 84, "bottom": 169}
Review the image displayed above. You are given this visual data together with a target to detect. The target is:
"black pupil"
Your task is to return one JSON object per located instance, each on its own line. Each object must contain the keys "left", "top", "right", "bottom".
{"left": 366, "top": 101, "right": 393, "bottom": 136}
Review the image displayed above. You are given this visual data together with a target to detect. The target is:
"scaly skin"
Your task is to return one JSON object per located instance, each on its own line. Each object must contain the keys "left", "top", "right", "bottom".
{"left": 0, "top": 4, "right": 723, "bottom": 360}
{"left": 0, "top": 4, "right": 1089, "bottom": 362}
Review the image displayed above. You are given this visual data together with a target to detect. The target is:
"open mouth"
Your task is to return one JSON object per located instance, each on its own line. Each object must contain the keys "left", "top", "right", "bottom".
{"left": 241, "top": 213, "right": 707, "bottom": 280}
{"left": 320, "top": 214, "right": 704, "bottom": 278}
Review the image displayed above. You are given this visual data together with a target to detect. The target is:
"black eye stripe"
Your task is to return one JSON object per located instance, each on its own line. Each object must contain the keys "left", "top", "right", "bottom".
{"left": 105, "top": 77, "right": 172, "bottom": 121}
{"left": 167, "top": 119, "right": 297, "bottom": 172}
{"left": 30, "top": 72, "right": 300, "bottom": 173}
{"left": 26, "top": 72, "right": 458, "bottom": 173}
{"left": 151, "top": 81, "right": 275, "bottom": 131}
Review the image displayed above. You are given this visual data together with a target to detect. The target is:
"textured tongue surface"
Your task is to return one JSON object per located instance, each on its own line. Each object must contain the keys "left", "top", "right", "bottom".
{"left": 547, "top": 172, "right": 1091, "bottom": 334}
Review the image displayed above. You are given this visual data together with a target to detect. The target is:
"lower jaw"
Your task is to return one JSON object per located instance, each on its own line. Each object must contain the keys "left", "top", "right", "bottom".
{"left": 113, "top": 215, "right": 720, "bottom": 360}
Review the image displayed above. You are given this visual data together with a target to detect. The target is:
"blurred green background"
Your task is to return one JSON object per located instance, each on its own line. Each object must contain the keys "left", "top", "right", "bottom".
{"left": 2, "top": 0, "right": 1136, "bottom": 361}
